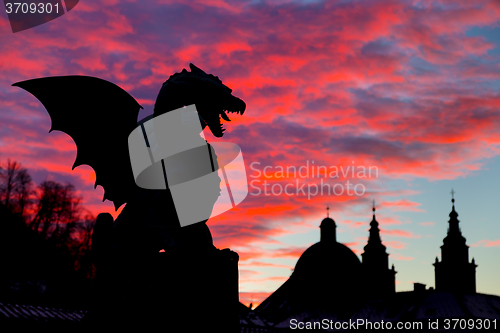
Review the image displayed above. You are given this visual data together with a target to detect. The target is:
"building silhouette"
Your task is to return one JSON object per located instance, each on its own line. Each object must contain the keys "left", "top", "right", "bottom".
{"left": 242, "top": 197, "right": 500, "bottom": 332}
{"left": 255, "top": 207, "right": 364, "bottom": 322}
{"left": 256, "top": 205, "right": 396, "bottom": 322}
{"left": 361, "top": 202, "right": 397, "bottom": 299}
{"left": 433, "top": 196, "right": 477, "bottom": 294}
{"left": 2, "top": 196, "right": 500, "bottom": 332}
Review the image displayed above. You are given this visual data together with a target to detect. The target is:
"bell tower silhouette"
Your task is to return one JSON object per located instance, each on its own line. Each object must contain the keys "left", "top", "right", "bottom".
{"left": 433, "top": 191, "right": 477, "bottom": 294}
{"left": 361, "top": 201, "right": 396, "bottom": 298}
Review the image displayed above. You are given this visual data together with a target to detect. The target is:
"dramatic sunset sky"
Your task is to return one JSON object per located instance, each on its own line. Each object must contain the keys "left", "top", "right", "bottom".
{"left": 1, "top": 0, "right": 500, "bottom": 307}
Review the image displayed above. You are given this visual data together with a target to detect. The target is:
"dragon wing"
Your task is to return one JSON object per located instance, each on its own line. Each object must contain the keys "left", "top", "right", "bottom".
{"left": 13, "top": 76, "right": 143, "bottom": 210}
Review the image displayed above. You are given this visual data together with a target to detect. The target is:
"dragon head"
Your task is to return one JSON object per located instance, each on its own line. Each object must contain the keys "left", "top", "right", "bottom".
{"left": 153, "top": 63, "right": 246, "bottom": 137}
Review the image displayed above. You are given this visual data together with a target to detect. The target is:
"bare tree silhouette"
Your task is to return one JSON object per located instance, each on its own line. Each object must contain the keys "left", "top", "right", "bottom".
{"left": 0, "top": 159, "right": 96, "bottom": 306}
{"left": 30, "top": 181, "right": 82, "bottom": 240}
{"left": 0, "top": 159, "right": 34, "bottom": 216}
{"left": 13, "top": 168, "right": 34, "bottom": 218}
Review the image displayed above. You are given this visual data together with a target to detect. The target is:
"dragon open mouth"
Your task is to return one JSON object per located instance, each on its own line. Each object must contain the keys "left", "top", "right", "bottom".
{"left": 202, "top": 100, "right": 246, "bottom": 138}
{"left": 218, "top": 109, "right": 244, "bottom": 134}
{"left": 153, "top": 63, "right": 247, "bottom": 138}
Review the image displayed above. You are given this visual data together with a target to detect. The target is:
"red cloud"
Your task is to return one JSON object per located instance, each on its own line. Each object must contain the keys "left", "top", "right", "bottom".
{"left": 239, "top": 292, "right": 273, "bottom": 309}
{"left": 240, "top": 261, "right": 293, "bottom": 270}
{"left": 267, "top": 246, "right": 309, "bottom": 259}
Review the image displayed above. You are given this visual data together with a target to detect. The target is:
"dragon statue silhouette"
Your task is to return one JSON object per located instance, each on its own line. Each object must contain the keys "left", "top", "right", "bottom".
{"left": 13, "top": 63, "right": 246, "bottom": 332}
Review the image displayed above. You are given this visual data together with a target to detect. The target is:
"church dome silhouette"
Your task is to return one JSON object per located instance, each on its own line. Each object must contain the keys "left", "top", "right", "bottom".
{"left": 320, "top": 216, "right": 335, "bottom": 227}
{"left": 293, "top": 214, "right": 361, "bottom": 285}
{"left": 294, "top": 241, "right": 361, "bottom": 278}
{"left": 256, "top": 209, "right": 365, "bottom": 320}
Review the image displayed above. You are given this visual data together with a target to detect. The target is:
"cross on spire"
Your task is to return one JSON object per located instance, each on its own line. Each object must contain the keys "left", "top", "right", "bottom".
{"left": 451, "top": 188, "right": 455, "bottom": 204}
{"left": 367, "top": 198, "right": 382, "bottom": 245}
{"left": 326, "top": 205, "right": 329, "bottom": 218}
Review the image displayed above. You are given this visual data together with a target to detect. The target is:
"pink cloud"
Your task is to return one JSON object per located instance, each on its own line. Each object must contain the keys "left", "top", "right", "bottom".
{"left": 418, "top": 222, "right": 435, "bottom": 226}
{"left": 385, "top": 240, "right": 408, "bottom": 250}
{"left": 383, "top": 199, "right": 426, "bottom": 212}
{"left": 239, "top": 291, "right": 273, "bottom": 309}
{"left": 240, "top": 261, "right": 293, "bottom": 270}
{"left": 391, "top": 253, "right": 415, "bottom": 261}
{"left": 471, "top": 239, "right": 500, "bottom": 247}
{"left": 267, "top": 246, "right": 309, "bottom": 259}
{"left": 381, "top": 229, "right": 421, "bottom": 239}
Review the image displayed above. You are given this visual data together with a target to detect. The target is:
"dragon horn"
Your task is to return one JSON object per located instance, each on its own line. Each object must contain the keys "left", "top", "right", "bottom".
{"left": 189, "top": 63, "right": 206, "bottom": 74}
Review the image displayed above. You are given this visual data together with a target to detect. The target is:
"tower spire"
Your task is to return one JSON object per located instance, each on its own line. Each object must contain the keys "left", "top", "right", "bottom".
{"left": 326, "top": 205, "right": 329, "bottom": 218}
{"left": 433, "top": 192, "right": 476, "bottom": 293}
{"left": 368, "top": 201, "right": 382, "bottom": 244}
{"left": 361, "top": 202, "right": 396, "bottom": 297}
{"left": 447, "top": 190, "right": 461, "bottom": 237}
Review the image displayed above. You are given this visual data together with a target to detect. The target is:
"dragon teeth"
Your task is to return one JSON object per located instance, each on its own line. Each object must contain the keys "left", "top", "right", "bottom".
{"left": 221, "top": 111, "right": 231, "bottom": 121}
